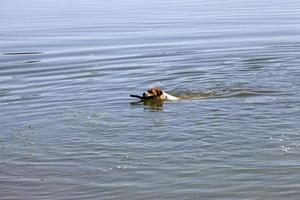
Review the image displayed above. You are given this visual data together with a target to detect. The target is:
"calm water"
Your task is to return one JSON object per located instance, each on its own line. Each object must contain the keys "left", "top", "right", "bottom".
{"left": 1, "top": 0, "right": 300, "bottom": 199}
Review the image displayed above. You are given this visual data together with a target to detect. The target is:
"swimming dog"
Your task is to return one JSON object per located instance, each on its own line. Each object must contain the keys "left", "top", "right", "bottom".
{"left": 130, "top": 87, "right": 179, "bottom": 101}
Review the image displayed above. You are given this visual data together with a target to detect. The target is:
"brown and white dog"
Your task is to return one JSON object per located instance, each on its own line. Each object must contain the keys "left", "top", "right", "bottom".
{"left": 131, "top": 87, "right": 178, "bottom": 101}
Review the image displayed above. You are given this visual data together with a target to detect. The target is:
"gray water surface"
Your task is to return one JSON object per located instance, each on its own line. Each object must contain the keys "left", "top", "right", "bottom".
{"left": 1, "top": 0, "right": 300, "bottom": 199}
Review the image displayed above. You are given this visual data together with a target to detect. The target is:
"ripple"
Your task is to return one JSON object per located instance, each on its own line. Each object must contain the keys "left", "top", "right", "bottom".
{"left": 2, "top": 51, "right": 43, "bottom": 56}
{"left": 1, "top": 0, "right": 300, "bottom": 199}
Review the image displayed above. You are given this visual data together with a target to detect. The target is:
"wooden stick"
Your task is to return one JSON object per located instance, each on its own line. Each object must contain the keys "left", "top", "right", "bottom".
{"left": 130, "top": 94, "right": 144, "bottom": 99}
{"left": 130, "top": 94, "right": 153, "bottom": 100}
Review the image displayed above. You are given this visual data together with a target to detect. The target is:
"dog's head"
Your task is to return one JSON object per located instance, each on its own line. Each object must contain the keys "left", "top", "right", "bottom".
{"left": 143, "top": 87, "right": 164, "bottom": 100}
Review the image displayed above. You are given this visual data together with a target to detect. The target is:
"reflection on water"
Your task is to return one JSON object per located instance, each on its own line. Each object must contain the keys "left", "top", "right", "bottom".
{"left": 131, "top": 99, "right": 164, "bottom": 111}
{"left": 1, "top": 0, "right": 300, "bottom": 199}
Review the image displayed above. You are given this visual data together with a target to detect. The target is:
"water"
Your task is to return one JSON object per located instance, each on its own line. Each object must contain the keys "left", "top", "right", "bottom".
{"left": 1, "top": 0, "right": 300, "bottom": 199}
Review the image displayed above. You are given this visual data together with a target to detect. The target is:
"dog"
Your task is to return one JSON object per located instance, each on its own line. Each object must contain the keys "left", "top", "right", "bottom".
{"left": 130, "top": 87, "right": 179, "bottom": 101}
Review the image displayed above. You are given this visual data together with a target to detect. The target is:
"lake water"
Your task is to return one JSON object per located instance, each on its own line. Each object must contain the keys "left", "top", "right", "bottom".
{"left": 1, "top": 0, "right": 300, "bottom": 199}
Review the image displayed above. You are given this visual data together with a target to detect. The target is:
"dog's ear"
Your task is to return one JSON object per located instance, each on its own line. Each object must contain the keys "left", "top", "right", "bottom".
{"left": 156, "top": 88, "right": 163, "bottom": 96}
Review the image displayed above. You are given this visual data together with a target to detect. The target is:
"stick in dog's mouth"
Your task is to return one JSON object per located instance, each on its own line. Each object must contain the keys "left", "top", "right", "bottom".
{"left": 130, "top": 94, "right": 154, "bottom": 100}
{"left": 130, "top": 94, "right": 143, "bottom": 99}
